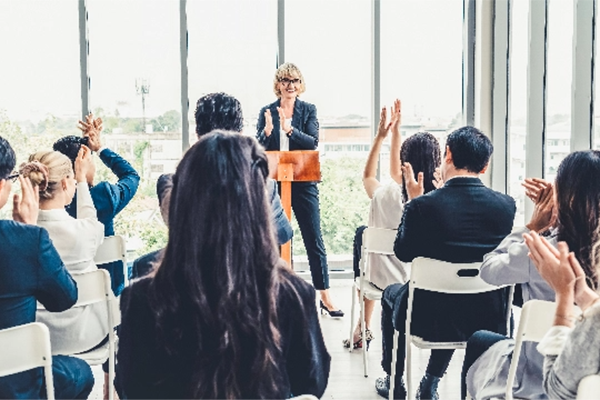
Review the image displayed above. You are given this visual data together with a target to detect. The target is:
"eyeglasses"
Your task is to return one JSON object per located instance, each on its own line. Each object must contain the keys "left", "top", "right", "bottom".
{"left": 5, "top": 172, "right": 19, "bottom": 183}
{"left": 279, "top": 78, "right": 301, "bottom": 86}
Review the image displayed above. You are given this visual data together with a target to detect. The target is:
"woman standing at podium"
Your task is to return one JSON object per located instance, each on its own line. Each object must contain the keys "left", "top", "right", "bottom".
{"left": 256, "top": 62, "right": 343, "bottom": 317}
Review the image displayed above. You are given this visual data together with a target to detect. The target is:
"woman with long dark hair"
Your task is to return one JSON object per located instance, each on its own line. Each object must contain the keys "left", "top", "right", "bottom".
{"left": 116, "top": 131, "right": 331, "bottom": 399}
{"left": 463, "top": 150, "right": 600, "bottom": 400}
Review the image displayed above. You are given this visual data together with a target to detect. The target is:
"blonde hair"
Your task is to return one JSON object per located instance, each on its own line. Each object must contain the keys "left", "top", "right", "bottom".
{"left": 21, "top": 150, "right": 73, "bottom": 200}
{"left": 273, "top": 62, "right": 306, "bottom": 97}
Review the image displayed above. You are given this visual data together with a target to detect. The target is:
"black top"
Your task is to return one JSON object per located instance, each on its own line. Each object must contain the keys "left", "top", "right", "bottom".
{"left": 394, "top": 177, "right": 516, "bottom": 341}
{"left": 117, "top": 273, "right": 331, "bottom": 399}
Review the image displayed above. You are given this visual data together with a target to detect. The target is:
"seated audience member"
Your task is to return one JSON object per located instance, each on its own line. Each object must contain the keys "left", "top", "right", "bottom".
{"left": 53, "top": 113, "right": 140, "bottom": 296}
{"left": 525, "top": 231, "right": 600, "bottom": 400}
{"left": 375, "top": 126, "right": 516, "bottom": 400}
{"left": 345, "top": 99, "right": 441, "bottom": 350}
{"left": 464, "top": 150, "right": 600, "bottom": 400}
{"left": 194, "top": 92, "right": 292, "bottom": 245}
{"left": 20, "top": 149, "right": 110, "bottom": 355}
{"left": 0, "top": 136, "right": 94, "bottom": 399}
{"left": 130, "top": 173, "right": 171, "bottom": 279}
{"left": 117, "top": 131, "right": 330, "bottom": 399}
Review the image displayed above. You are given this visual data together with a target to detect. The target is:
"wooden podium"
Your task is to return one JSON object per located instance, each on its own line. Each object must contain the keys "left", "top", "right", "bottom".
{"left": 266, "top": 150, "right": 321, "bottom": 268}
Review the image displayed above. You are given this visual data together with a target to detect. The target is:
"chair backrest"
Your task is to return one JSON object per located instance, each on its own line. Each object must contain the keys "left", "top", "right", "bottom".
{"left": 410, "top": 257, "right": 500, "bottom": 294}
{"left": 0, "top": 322, "right": 55, "bottom": 399}
{"left": 94, "top": 235, "right": 126, "bottom": 265}
{"left": 72, "top": 269, "right": 119, "bottom": 328}
{"left": 577, "top": 374, "right": 600, "bottom": 399}
{"left": 362, "top": 227, "right": 397, "bottom": 256}
{"left": 505, "top": 300, "right": 557, "bottom": 400}
{"left": 289, "top": 395, "right": 318, "bottom": 400}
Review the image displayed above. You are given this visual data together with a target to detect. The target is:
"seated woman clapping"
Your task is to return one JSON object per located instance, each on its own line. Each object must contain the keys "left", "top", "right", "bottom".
{"left": 20, "top": 147, "right": 108, "bottom": 355}
{"left": 116, "top": 130, "right": 331, "bottom": 399}
{"left": 462, "top": 150, "right": 600, "bottom": 399}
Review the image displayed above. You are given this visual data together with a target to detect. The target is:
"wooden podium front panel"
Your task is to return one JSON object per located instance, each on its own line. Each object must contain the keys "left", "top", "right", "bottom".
{"left": 266, "top": 151, "right": 321, "bottom": 182}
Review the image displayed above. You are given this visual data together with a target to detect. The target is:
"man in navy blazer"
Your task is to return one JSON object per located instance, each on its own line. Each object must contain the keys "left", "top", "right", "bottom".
{"left": 0, "top": 136, "right": 94, "bottom": 399}
{"left": 54, "top": 119, "right": 140, "bottom": 295}
{"left": 376, "top": 126, "right": 516, "bottom": 400}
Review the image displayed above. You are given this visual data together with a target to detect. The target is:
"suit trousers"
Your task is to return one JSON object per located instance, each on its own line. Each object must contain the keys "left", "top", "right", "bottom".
{"left": 381, "top": 283, "right": 455, "bottom": 383}
{"left": 290, "top": 182, "right": 329, "bottom": 290}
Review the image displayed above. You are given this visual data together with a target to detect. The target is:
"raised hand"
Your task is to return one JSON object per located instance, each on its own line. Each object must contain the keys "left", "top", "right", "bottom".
{"left": 433, "top": 167, "right": 443, "bottom": 189}
{"left": 74, "top": 145, "right": 93, "bottom": 183}
{"left": 526, "top": 183, "right": 555, "bottom": 232}
{"left": 376, "top": 107, "right": 390, "bottom": 139}
{"left": 264, "top": 109, "right": 274, "bottom": 137}
{"left": 12, "top": 176, "right": 40, "bottom": 225}
{"left": 390, "top": 99, "right": 401, "bottom": 136}
{"left": 277, "top": 107, "right": 292, "bottom": 134}
{"left": 401, "top": 162, "right": 424, "bottom": 200}
{"left": 522, "top": 177, "right": 552, "bottom": 204}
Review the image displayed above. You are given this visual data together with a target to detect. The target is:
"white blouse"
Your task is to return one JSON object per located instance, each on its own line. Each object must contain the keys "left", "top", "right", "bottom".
{"left": 36, "top": 183, "right": 108, "bottom": 355}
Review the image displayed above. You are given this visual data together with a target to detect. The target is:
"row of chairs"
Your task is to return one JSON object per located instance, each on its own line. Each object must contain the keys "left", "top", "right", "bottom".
{"left": 0, "top": 235, "right": 126, "bottom": 400}
{"left": 350, "top": 227, "right": 600, "bottom": 400}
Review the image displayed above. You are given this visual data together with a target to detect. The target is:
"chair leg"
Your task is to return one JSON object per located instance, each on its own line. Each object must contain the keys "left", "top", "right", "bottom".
{"left": 349, "top": 285, "right": 357, "bottom": 353}
{"left": 390, "top": 330, "right": 399, "bottom": 400}
{"left": 406, "top": 334, "right": 412, "bottom": 400}
{"left": 361, "top": 295, "right": 368, "bottom": 377}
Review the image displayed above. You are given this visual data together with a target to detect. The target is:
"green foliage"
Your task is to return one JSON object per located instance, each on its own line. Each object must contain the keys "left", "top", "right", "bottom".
{"left": 292, "top": 156, "right": 370, "bottom": 256}
{"left": 150, "top": 110, "right": 181, "bottom": 133}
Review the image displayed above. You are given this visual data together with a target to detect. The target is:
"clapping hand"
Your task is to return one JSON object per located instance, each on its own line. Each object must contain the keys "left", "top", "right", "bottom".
{"left": 77, "top": 113, "right": 103, "bottom": 152}
{"left": 376, "top": 99, "right": 401, "bottom": 140}
{"left": 401, "top": 162, "right": 424, "bottom": 200}
{"left": 12, "top": 176, "right": 39, "bottom": 225}
{"left": 277, "top": 107, "right": 292, "bottom": 134}
{"left": 522, "top": 177, "right": 552, "bottom": 204}
{"left": 74, "top": 146, "right": 93, "bottom": 183}
{"left": 526, "top": 181, "right": 556, "bottom": 232}
{"left": 264, "top": 109, "right": 274, "bottom": 137}
{"left": 433, "top": 167, "right": 443, "bottom": 189}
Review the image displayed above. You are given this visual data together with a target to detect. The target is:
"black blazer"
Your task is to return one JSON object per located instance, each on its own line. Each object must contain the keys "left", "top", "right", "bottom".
{"left": 394, "top": 176, "right": 516, "bottom": 341}
{"left": 256, "top": 98, "right": 319, "bottom": 151}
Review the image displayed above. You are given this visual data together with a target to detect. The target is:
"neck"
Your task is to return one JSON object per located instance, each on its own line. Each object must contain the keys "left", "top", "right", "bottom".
{"left": 444, "top": 168, "right": 479, "bottom": 181}
{"left": 280, "top": 97, "right": 296, "bottom": 108}
{"left": 39, "top": 197, "right": 68, "bottom": 211}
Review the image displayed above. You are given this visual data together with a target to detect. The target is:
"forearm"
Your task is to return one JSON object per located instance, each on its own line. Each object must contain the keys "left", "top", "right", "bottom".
{"left": 289, "top": 127, "right": 318, "bottom": 149}
{"left": 100, "top": 149, "right": 140, "bottom": 181}
{"left": 364, "top": 136, "right": 384, "bottom": 181}
{"left": 480, "top": 227, "right": 531, "bottom": 285}
{"left": 390, "top": 131, "right": 402, "bottom": 184}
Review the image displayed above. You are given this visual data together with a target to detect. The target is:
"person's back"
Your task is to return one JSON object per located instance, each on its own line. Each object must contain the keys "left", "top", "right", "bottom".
{"left": 0, "top": 135, "right": 93, "bottom": 399}
{"left": 117, "top": 131, "right": 330, "bottom": 399}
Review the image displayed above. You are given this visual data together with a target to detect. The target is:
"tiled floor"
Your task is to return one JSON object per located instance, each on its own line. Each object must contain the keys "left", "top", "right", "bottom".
{"left": 89, "top": 278, "right": 472, "bottom": 399}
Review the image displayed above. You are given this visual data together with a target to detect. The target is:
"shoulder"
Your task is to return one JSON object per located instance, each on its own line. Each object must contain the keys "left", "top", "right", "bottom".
{"left": 278, "top": 269, "right": 315, "bottom": 307}
{"left": 0, "top": 220, "right": 46, "bottom": 244}
{"left": 121, "top": 277, "right": 153, "bottom": 310}
{"left": 261, "top": 100, "right": 279, "bottom": 112}
{"left": 297, "top": 99, "right": 317, "bottom": 112}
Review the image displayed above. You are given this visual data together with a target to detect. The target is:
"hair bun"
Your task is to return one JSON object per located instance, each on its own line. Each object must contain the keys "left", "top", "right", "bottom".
{"left": 19, "top": 160, "right": 49, "bottom": 191}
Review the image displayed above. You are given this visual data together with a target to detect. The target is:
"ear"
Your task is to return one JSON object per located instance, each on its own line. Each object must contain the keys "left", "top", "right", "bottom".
{"left": 444, "top": 146, "right": 453, "bottom": 164}
{"left": 61, "top": 177, "right": 69, "bottom": 191}
{"left": 479, "top": 162, "right": 489, "bottom": 174}
{"left": 0, "top": 179, "right": 6, "bottom": 194}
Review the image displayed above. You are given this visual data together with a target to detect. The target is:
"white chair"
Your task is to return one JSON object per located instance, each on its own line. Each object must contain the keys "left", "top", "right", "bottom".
{"left": 70, "top": 269, "right": 118, "bottom": 400}
{"left": 577, "top": 374, "right": 600, "bottom": 399}
{"left": 289, "top": 395, "right": 318, "bottom": 400}
{"left": 349, "top": 227, "right": 397, "bottom": 377}
{"left": 505, "top": 299, "right": 556, "bottom": 400}
{"left": 390, "top": 257, "right": 514, "bottom": 400}
{"left": 0, "top": 322, "right": 55, "bottom": 399}
{"left": 94, "top": 235, "right": 128, "bottom": 286}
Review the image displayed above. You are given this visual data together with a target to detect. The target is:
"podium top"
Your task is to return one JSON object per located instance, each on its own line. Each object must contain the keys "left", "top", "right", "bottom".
{"left": 266, "top": 150, "right": 321, "bottom": 182}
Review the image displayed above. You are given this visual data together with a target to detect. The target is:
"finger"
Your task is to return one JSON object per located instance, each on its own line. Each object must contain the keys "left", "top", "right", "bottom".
{"left": 417, "top": 172, "right": 424, "bottom": 188}
{"left": 403, "top": 162, "right": 416, "bottom": 182}
{"left": 12, "top": 193, "right": 20, "bottom": 214}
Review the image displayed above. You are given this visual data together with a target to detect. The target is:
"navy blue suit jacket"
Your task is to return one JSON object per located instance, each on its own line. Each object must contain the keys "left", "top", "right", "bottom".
{"left": 0, "top": 221, "right": 77, "bottom": 398}
{"left": 394, "top": 177, "right": 516, "bottom": 341}
{"left": 67, "top": 148, "right": 140, "bottom": 295}
{"left": 256, "top": 99, "right": 319, "bottom": 151}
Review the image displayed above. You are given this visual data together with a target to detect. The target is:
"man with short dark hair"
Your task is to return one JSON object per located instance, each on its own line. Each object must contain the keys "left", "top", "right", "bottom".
{"left": 0, "top": 135, "right": 94, "bottom": 399}
{"left": 375, "top": 126, "right": 516, "bottom": 400}
{"left": 54, "top": 115, "right": 140, "bottom": 295}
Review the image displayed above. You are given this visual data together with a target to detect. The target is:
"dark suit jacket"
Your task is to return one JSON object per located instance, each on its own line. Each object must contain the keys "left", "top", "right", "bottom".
{"left": 256, "top": 99, "right": 319, "bottom": 151}
{"left": 0, "top": 221, "right": 77, "bottom": 398}
{"left": 67, "top": 148, "right": 140, "bottom": 295}
{"left": 394, "top": 176, "right": 516, "bottom": 341}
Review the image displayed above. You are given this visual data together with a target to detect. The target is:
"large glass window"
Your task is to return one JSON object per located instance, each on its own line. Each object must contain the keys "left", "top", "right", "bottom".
{"left": 285, "top": 0, "right": 372, "bottom": 264}
{"left": 87, "top": 0, "right": 182, "bottom": 258}
{"left": 545, "top": 0, "right": 573, "bottom": 180}
{"left": 0, "top": 0, "right": 80, "bottom": 160}
{"left": 508, "top": 0, "right": 530, "bottom": 227}
{"left": 380, "top": 0, "right": 462, "bottom": 181}
{"left": 187, "top": 0, "right": 277, "bottom": 140}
